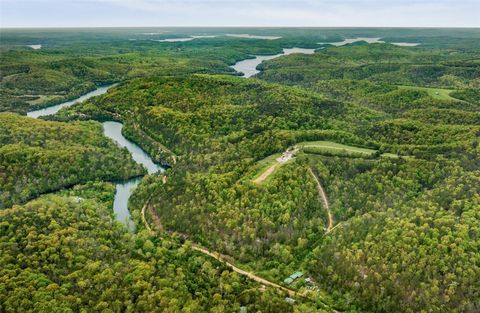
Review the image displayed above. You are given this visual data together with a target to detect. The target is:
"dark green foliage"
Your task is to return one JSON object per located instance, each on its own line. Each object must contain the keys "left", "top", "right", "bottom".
{"left": 61, "top": 73, "right": 480, "bottom": 311}
{"left": 0, "top": 113, "right": 144, "bottom": 208}
{"left": 0, "top": 184, "right": 297, "bottom": 312}
{"left": 1, "top": 28, "right": 480, "bottom": 312}
{"left": 258, "top": 43, "right": 480, "bottom": 89}
{"left": 309, "top": 157, "right": 480, "bottom": 312}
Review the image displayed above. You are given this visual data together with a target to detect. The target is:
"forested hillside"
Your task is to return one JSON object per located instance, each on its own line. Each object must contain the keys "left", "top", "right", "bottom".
{"left": 0, "top": 182, "right": 310, "bottom": 312}
{"left": 56, "top": 75, "right": 370, "bottom": 273}
{"left": 258, "top": 43, "right": 480, "bottom": 88}
{"left": 3, "top": 28, "right": 479, "bottom": 114}
{"left": 253, "top": 40, "right": 480, "bottom": 312}
{"left": 0, "top": 113, "right": 144, "bottom": 208}
{"left": 60, "top": 67, "right": 480, "bottom": 311}
{"left": 1, "top": 28, "right": 479, "bottom": 312}
{"left": 303, "top": 155, "right": 480, "bottom": 311}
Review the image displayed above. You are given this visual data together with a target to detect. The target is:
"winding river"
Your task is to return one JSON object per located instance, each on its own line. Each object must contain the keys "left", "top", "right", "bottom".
{"left": 27, "top": 86, "right": 163, "bottom": 230}
{"left": 102, "top": 121, "right": 164, "bottom": 230}
{"left": 26, "top": 48, "right": 314, "bottom": 227}
{"left": 27, "top": 85, "right": 115, "bottom": 118}
{"left": 231, "top": 47, "right": 316, "bottom": 78}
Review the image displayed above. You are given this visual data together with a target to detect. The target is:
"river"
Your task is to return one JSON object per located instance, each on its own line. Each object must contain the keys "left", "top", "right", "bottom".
{"left": 102, "top": 121, "right": 164, "bottom": 231}
{"left": 27, "top": 48, "right": 313, "bottom": 227}
{"left": 231, "top": 47, "right": 316, "bottom": 78}
{"left": 27, "top": 85, "right": 115, "bottom": 118}
{"left": 27, "top": 86, "right": 163, "bottom": 230}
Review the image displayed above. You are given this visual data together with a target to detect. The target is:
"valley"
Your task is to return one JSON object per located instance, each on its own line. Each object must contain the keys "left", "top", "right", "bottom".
{"left": 1, "top": 27, "right": 479, "bottom": 313}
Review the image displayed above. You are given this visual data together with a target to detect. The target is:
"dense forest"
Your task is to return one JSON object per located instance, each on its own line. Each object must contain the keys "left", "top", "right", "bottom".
{"left": 308, "top": 155, "right": 480, "bottom": 312}
{"left": 1, "top": 182, "right": 317, "bottom": 312}
{"left": 2, "top": 28, "right": 480, "bottom": 113}
{"left": 58, "top": 70, "right": 479, "bottom": 311}
{"left": 1, "top": 28, "right": 479, "bottom": 312}
{"left": 0, "top": 113, "right": 144, "bottom": 208}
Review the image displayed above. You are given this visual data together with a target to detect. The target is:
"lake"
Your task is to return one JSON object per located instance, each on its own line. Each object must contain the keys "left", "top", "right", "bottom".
{"left": 153, "top": 35, "right": 216, "bottom": 42}
{"left": 226, "top": 34, "right": 281, "bottom": 40}
{"left": 103, "top": 121, "right": 164, "bottom": 231}
{"left": 27, "top": 84, "right": 115, "bottom": 118}
{"left": 318, "top": 37, "right": 420, "bottom": 47}
{"left": 26, "top": 85, "right": 163, "bottom": 230}
{"left": 231, "top": 47, "right": 316, "bottom": 78}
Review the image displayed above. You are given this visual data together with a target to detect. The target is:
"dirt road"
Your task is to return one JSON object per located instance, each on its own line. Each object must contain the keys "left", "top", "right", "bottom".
{"left": 308, "top": 167, "right": 334, "bottom": 232}
{"left": 253, "top": 149, "right": 296, "bottom": 184}
{"left": 140, "top": 181, "right": 339, "bottom": 312}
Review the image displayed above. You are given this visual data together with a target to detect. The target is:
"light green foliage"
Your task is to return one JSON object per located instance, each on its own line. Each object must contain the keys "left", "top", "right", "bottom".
{"left": 1, "top": 28, "right": 480, "bottom": 313}
{"left": 397, "top": 85, "right": 458, "bottom": 101}
{"left": 0, "top": 113, "right": 144, "bottom": 208}
{"left": 0, "top": 184, "right": 303, "bottom": 312}
{"left": 62, "top": 71, "right": 479, "bottom": 313}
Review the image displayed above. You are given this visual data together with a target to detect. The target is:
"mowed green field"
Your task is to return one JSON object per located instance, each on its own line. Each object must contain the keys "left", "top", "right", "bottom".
{"left": 397, "top": 85, "right": 458, "bottom": 101}
{"left": 298, "top": 141, "right": 400, "bottom": 158}
{"left": 298, "top": 141, "right": 377, "bottom": 155}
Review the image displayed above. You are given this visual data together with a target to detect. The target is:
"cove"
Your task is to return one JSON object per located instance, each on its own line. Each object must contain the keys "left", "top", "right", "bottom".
{"left": 231, "top": 47, "right": 316, "bottom": 78}
{"left": 26, "top": 85, "right": 163, "bottom": 230}
{"left": 102, "top": 121, "right": 164, "bottom": 231}
{"left": 27, "top": 85, "right": 115, "bottom": 118}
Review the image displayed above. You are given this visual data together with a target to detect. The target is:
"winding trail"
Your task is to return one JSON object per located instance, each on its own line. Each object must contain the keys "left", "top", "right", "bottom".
{"left": 141, "top": 201, "right": 152, "bottom": 232}
{"left": 140, "top": 195, "right": 338, "bottom": 312}
{"left": 308, "top": 167, "right": 334, "bottom": 232}
{"left": 190, "top": 245, "right": 299, "bottom": 297}
{"left": 141, "top": 198, "right": 297, "bottom": 294}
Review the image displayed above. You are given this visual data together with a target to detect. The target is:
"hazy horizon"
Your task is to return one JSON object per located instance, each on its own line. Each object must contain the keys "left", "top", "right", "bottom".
{"left": 2, "top": 0, "right": 479, "bottom": 28}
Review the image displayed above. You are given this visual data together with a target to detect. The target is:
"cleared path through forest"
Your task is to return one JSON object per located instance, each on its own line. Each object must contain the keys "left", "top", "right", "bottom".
{"left": 190, "top": 245, "right": 299, "bottom": 297}
{"left": 308, "top": 167, "right": 334, "bottom": 232}
{"left": 141, "top": 199, "right": 297, "bottom": 294}
{"left": 253, "top": 163, "right": 280, "bottom": 183}
{"left": 140, "top": 197, "right": 339, "bottom": 311}
{"left": 253, "top": 149, "right": 296, "bottom": 184}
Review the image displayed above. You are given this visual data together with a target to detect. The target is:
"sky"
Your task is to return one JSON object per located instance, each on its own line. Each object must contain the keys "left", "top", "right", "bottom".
{"left": 1, "top": 0, "right": 479, "bottom": 28}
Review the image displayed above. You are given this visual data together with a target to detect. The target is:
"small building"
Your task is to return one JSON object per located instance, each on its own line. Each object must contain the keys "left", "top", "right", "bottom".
{"left": 284, "top": 277, "right": 294, "bottom": 284}
{"left": 284, "top": 271, "right": 304, "bottom": 285}
{"left": 239, "top": 306, "right": 247, "bottom": 313}
{"left": 291, "top": 271, "right": 303, "bottom": 280}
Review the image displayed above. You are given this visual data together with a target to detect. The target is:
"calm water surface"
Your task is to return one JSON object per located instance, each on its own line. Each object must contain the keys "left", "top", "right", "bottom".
{"left": 153, "top": 35, "right": 216, "bottom": 42}
{"left": 27, "top": 84, "right": 115, "bottom": 118}
{"left": 26, "top": 86, "right": 162, "bottom": 230}
{"left": 318, "top": 37, "right": 420, "bottom": 47}
{"left": 102, "top": 121, "right": 163, "bottom": 230}
{"left": 226, "top": 34, "right": 281, "bottom": 40}
{"left": 103, "top": 121, "right": 162, "bottom": 175}
{"left": 231, "top": 47, "right": 316, "bottom": 78}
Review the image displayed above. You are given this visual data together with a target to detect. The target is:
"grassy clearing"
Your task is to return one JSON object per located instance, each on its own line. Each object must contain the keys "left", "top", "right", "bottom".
{"left": 298, "top": 141, "right": 399, "bottom": 159}
{"left": 298, "top": 141, "right": 377, "bottom": 156}
{"left": 248, "top": 141, "right": 398, "bottom": 184}
{"left": 249, "top": 153, "right": 295, "bottom": 184}
{"left": 397, "top": 85, "right": 458, "bottom": 101}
